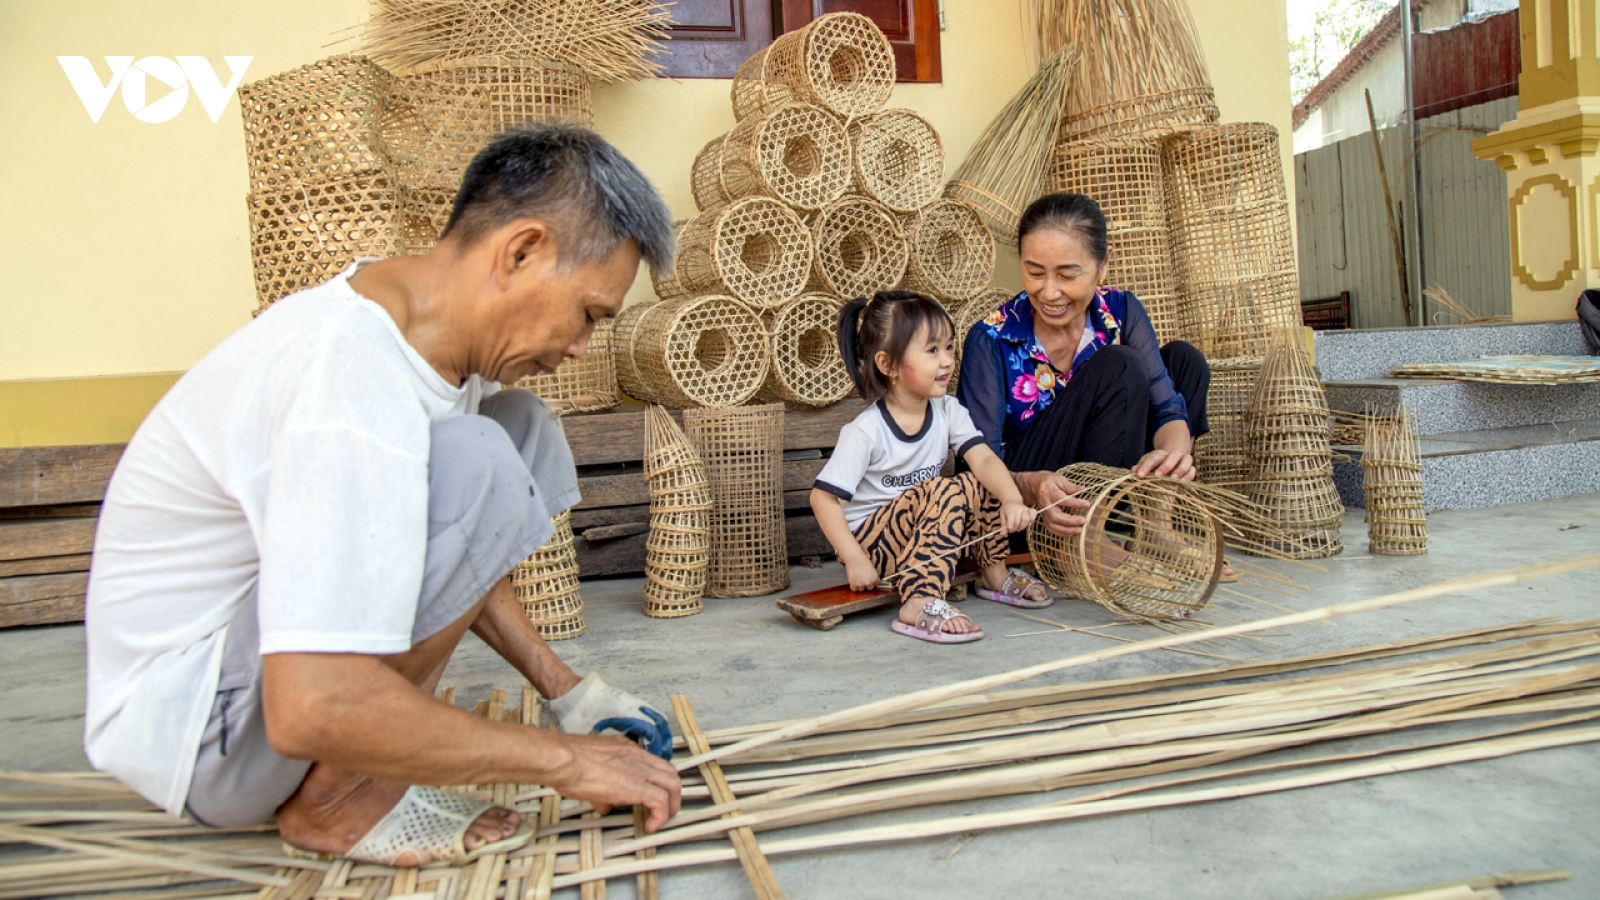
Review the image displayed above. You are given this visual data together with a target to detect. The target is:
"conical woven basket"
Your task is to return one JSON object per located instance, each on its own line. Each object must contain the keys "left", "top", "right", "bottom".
{"left": 708, "top": 104, "right": 852, "bottom": 212}
{"left": 757, "top": 293, "right": 854, "bottom": 407}
{"left": 514, "top": 319, "right": 618, "bottom": 413}
{"left": 1193, "top": 356, "right": 1262, "bottom": 485}
{"left": 1361, "top": 406, "right": 1428, "bottom": 556}
{"left": 730, "top": 12, "right": 895, "bottom": 121}
{"left": 513, "top": 511, "right": 585, "bottom": 640}
{"left": 643, "top": 406, "right": 712, "bottom": 617}
{"left": 902, "top": 199, "right": 996, "bottom": 302}
{"left": 684, "top": 403, "right": 789, "bottom": 598}
{"left": 849, "top": 109, "right": 944, "bottom": 213}
{"left": 615, "top": 296, "right": 772, "bottom": 408}
{"left": 1243, "top": 331, "right": 1344, "bottom": 558}
{"left": 807, "top": 196, "right": 909, "bottom": 299}
{"left": 670, "top": 197, "right": 814, "bottom": 309}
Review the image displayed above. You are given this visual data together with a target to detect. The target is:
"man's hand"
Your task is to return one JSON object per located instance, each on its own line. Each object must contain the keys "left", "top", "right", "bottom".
{"left": 1014, "top": 470, "right": 1089, "bottom": 536}
{"left": 1132, "top": 448, "right": 1196, "bottom": 481}
{"left": 545, "top": 674, "right": 673, "bottom": 760}
{"left": 547, "top": 732, "right": 681, "bottom": 832}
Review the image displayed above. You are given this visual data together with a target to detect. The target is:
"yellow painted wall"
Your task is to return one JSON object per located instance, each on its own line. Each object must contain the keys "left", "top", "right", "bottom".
{"left": 0, "top": 0, "right": 1291, "bottom": 446}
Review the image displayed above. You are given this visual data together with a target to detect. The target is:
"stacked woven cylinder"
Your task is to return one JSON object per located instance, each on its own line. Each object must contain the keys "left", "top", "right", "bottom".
{"left": 512, "top": 511, "right": 586, "bottom": 639}
{"left": 1243, "top": 331, "right": 1344, "bottom": 559}
{"left": 1362, "top": 406, "right": 1428, "bottom": 556}
{"left": 643, "top": 406, "right": 713, "bottom": 617}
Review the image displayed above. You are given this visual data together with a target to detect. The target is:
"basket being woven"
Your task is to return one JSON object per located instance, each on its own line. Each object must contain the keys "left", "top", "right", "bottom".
{"left": 684, "top": 403, "right": 789, "bottom": 598}
{"left": 513, "top": 511, "right": 586, "bottom": 640}
{"left": 902, "top": 199, "right": 996, "bottom": 302}
{"left": 643, "top": 406, "right": 712, "bottom": 617}
{"left": 758, "top": 293, "right": 854, "bottom": 407}
{"left": 850, "top": 109, "right": 944, "bottom": 213}
{"left": 514, "top": 319, "right": 618, "bottom": 413}
{"left": 731, "top": 12, "right": 895, "bottom": 121}
{"left": 619, "top": 296, "right": 772, "bottom": 408}
{"left": 713, "top": 103, "right": 852, "bottom": 211}
{"left": 1361, "top": 406, "right": 1427, "bottom": 556}
{"left": 672, "top": 197, "right": 814, "bottom": 309}
{"left": 808, "top": 196, "right": 909, "bottom": 300}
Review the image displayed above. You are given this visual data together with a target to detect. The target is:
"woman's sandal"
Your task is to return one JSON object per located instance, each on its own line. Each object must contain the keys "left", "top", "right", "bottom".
{"left": 281, "top": 785, "right": 534, "bottom": 867}
{"left": 975, "top": 567, "right": 1054, "bottom": 608}
{"left": 890, "top": 597, "right": 984, "bottom": 644}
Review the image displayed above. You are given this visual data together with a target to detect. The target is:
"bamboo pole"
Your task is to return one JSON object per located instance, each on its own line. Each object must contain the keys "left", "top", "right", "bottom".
{"left": 672, "top": 695, "right": 786, "bottom": 900}
{"left": 1366, "top": 87, "right": 1413, "bottom": 327}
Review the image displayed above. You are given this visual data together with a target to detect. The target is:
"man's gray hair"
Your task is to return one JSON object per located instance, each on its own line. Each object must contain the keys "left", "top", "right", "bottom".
{"left": 442, "top": 123, "right": 676, "bottom": 273}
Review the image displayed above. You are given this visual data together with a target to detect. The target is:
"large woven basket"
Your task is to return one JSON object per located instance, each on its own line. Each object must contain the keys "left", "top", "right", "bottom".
{"left": 514, "top": 319, "right": 618, "bottom": 413}
{"left": 902, "top": 199, "right": 996, "bottom": 302}
{"left": 730, "top": 12, "right": 895, "bottom": 121}
{"left": 684, "top": 403, "right": 789, "bottom": 598}
{"left": 644, "top": 406, "right": 712, "bottom": 618}
{"left": 808, "top": 196, "right": 909, "bottom": 300}
{"left": 671, "top": 197, "right": 814, "bottom": 309}
{"left": 949, "top": 287, "right": 1012, "bottom": 396}
{"left": 615, "top": 297, "right": 772, "bottom": 408}
{"left": 1193, "top": 356, "right": 1262, "bottom": 485}
{"left": 1361, "top": 406, "right": 1428, "bottom": 556}
{"left": 513, "top": 511, "right": 586, "bottom": 640}
{"left": 757, "top": 293, "right": 854, "bottom": 407}
{"left": 850, "top": 109, "right": 944, "bottom": 213}
{"left": 239, "top": 56, "right": 396, "bottom": 195}
{"left": 709, "top": 103, "right": 852, "bottom": 211}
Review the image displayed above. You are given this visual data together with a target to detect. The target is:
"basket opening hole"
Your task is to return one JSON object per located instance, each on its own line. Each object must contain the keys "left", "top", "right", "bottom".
{"left": 838, "top": 231, "right": 873, "bottom": 273}
{"left": 695, "top": 328, "right": 731, "bottom": 373}
{"left": 934, "top": 231, "right": 968, "bottom": 273}
{"left": 783, "top": 135, "right": 822, "bottom": 179}
{"left": 740, "top": 232, "right": 780, "bottom": 276}
{"left": 797, "top": 325, "right": 833, "bottom": 370}
{"left": 878, "top": 139, "right": 916, "bottom": 186}
{"left": 828, "top": 46, "right": 865, "bottom": 88}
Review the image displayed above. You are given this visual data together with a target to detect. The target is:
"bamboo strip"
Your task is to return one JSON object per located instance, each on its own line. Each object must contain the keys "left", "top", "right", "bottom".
{"left": 579, "top": 810, "right": 604, "bottom": 900}
{"left": 0, "top": 824, "right": 289, "bottom": 888}
{"left": 671, "top": 696, "right": 786, "bottom": 900}
{"left": 1317, "top": 870, "right": 1569, "bottom": 900}
{"left": 632, "top": 807, "right": 658, "bottom": 900}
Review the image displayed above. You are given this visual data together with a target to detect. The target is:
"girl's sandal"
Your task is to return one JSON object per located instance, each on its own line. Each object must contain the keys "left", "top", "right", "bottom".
{"left": 282, "top": 785, "right": 534, "bottom": 867}
{"left": 975, "top": 567, "right": 1054, "bottom": 608}
{"left": 890, "top": 597, "right": 984, "bottom": 644}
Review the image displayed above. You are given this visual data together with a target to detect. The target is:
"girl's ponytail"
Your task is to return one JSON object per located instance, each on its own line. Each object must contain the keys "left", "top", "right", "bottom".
{"left": 837, "top": 295, "right": 873, "bottom": 398}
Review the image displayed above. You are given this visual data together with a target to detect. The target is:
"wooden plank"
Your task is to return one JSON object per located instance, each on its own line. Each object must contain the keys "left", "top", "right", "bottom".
{"left": 575, "top": 459, "right": 826, "bottom": 511}
{"left": 0, "top": 502, "right": 102, "bottom": 520}
{"left": 561, "top": 400, "right": 866, "bottom": 467}
{"left": 0, "top": 445, "right": 125, "bottom": 509}
{"left": 0, "top": 518, "right": 98, "bottom": 562}
{"left": 0, "top": 572, "right": 89, "bottom": 629}
{"left": 580, "top": 522, "right": 650, "bottom": 542}
{"left": 0, "top": 554, "right": 92, "bottom": 578}
{"left": 773, "top": 554, "right": 1031, "bottom": 629}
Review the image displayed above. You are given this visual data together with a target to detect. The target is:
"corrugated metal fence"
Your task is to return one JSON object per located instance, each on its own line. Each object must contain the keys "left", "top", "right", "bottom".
{"left": 1294, "top": 96, "right": 1517, "bottom": 328}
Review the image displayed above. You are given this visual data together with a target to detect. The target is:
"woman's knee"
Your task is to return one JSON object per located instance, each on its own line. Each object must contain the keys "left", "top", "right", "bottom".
{"left": 1160, "top": 340, "right": 1208, "bottom": 379}
{"left": 1085, "top": 344, "right": 1146, "bottom": 394}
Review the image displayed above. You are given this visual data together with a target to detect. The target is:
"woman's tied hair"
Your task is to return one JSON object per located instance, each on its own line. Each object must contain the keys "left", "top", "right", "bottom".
{"left": 836, "top": 290, "right": 954, "bottom": 401}
{"left": 1017, "top": 192, "right": 1108, "bottom": 263}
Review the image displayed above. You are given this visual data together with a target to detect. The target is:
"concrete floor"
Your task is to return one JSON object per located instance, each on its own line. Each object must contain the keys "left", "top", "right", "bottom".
{"left": 3, "top": 493, "right": 1599, "bottom": 899}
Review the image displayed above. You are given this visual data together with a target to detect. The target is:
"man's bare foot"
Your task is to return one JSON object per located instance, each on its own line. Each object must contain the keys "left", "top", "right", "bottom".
{"left": 276, "top": 763, "right": 519, "bottom": 866}
{"left": 898, "top": 594, "right": 979, "bottom": 634}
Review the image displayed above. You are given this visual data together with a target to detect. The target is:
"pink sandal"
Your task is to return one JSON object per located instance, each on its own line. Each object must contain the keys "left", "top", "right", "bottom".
{"left": 975, "top": 568, "right": 1054, "bottom": 609}
{"left": 890, "top": 597, "right": 984, "bottom": 644}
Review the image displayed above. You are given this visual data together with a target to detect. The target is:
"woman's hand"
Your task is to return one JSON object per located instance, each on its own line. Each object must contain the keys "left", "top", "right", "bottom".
{"left": 1133, "top": 448, "right": 1196, "bottom": 481}
{"left": 844, "top": 555, "right": 881, "bottom": 592}
{"left": 1014, "top": 471, "right": 1089, "bottom": 536}
{"left": 999, "top": 501, "right": 1037, "bottom": 535}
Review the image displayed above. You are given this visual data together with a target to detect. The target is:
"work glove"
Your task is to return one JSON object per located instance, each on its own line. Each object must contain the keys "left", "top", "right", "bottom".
{"left": 544, "top": 674, "right": 673, "bottom": 760}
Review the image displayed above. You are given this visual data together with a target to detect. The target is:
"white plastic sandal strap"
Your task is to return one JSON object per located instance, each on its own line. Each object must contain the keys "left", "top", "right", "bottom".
{"left": 345, "top": 785, "right": 491, "bottom": 865}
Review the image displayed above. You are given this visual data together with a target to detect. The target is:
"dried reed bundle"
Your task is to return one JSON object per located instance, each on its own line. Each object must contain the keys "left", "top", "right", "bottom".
{"left": 684, "top": 404, "right": 789, "bottom": 597}
{"left": 807, "top": 196, "right": 910, "bottom": 299}
{"left": 1330, "top": 410, "right": 1371, "bottom": 447}
{"left": 617, "top": 297, "right": 772, "bottom": 408}
{"left": 1424, "top": 284, "right": 1511, "bottom": 325}
{"left": 949, "top": 287, "right": 1013, "bottom": 396}
{"left": 1362, "top": 405, "right": 1428, "bottom": 556}
{"left": 850, "top": 109, "right": 945, "bottom": 213}
{"left": 944, "top": 46, "right": 1079, "bottom": 246}
{"left": 710, "top": 104, "right": 853, "bottom": 211}
{"left": 513, "top": 511, "right": 585, "bottom": 639}
{"left": 902, "top": 198, "right": 996, "bottom": 301}
{"left": 1036, "top": 0, "right": 1218, "bottom": 141}
{"left": 363, "top": 0, "right": 671, "bottom": 82}
{"left": 644, "top": 406, "right": 712, "bottom": 617}
{"left": 515, "top": 319, "right": 618, "bottom": 413}
{"left": 731, "top": 12, "right": 895, "bottom": 120}
{"left": 672, "top": 197, "right": 814, "bottom": 309}
{"left": 1193, "top": 356, "right": 1261, "bottom": 485}
{"left": 758, "top": 293, "right": 854, "bottom": 407}
{"left": 1243, "top": 330, "right": 1344, "bottom": 559}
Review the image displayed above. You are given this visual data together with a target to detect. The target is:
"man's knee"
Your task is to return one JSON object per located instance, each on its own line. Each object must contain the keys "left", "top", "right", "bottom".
{"left": 429, "top": 415, "right": 531, "bottom": 519}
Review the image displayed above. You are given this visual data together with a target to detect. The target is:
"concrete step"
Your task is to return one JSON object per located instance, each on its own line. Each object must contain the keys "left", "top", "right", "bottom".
{"left": 1333, "top": 419, "right": 1600, "bottom": 511}
{"left": 1323, "top": 377, "right": 1600, "bottom": 435}
{"left": 1313, "top": 319, "right": 1587, "bottom": 382}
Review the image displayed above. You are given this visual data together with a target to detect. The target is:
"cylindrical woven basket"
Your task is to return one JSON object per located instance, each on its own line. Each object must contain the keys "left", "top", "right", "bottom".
{"left": 850, "top": 109, "right": 945, "bottom": 213}
{"left": 671, "top": 197, "right": 814, "bottom": 309}
{"left": 713, "top": 103, "right": 852, "bottom": 211}
{"left": 612, "top": 300, "right": 660, "bottom": 402}
{"left": 239, "top": 56, "right": 396, "bottom": 195}
{"left": 902, "top": 199, "right": 997, "bottom": 302}
{"left": 1164, "top": 124, "right": 1302, "bottom": 358}
{"left": 808, "top": 196, "right": 909, "bottom": 300}
{"left": 1193, "top": 356, "right": 1262, "bottom": 485}
{"left": 757, "top": 293, "right": 854, "bottom": 407}
{"left": 514, "top": 319, "right": 618, "bottom": 413}
{"left": 644, "top": 406, "right": 713, "bottom": 617}
{"left": 731, "top": 12, "right": 895, "bottom": 121}
{"left": 623, "top": 296, "right": 773, "bottom": 408}
{"left": 1361, "top": 406, "right": 1428, "bottom": 556}
{"left": 513, "top": 511, "right": 586, "bottom": 640}
{"left": 1027, "top": 463, "right": 1224, "bottom": 620}
{"left": 949, "top": 287, "right": 1011, "bottom": 396}
{"left": 684, "top": 403, "right": 789, "bottom": 598}
{"left": 1243, "top": 331, "right": 1344, "bottom": 559}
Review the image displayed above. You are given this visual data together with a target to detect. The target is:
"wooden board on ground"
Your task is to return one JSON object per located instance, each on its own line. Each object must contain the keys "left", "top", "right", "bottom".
{"left": 775, "top": 554, "right": 1032, "bottom": 631}
{"left": 1389, "top": 355, "right": 1600, "bottom": 384}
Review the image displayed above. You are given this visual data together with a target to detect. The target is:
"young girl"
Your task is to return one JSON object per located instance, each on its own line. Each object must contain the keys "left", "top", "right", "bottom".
{"left": 811, "top": 291, "right": 1052, "bottom": 644}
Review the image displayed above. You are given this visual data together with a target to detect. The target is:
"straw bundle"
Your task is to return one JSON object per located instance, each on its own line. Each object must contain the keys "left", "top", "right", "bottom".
{"left": 944, "top": 46, "right": 1078, "bottom": 246}
{"left": 363, "top": 0, "right": 671, "bottom": 81}
{"left": 514, "top": 319, "right": 618, "bottom": 413}
{"left": 731, "top": 12, "right": 895, "bottom": 121}
{"left": 684, "top": 404, "right": 789, "bottom": 597}
{"left": 758, "top": 293, "right": 854, "bottom": 407}
{"left": 1362, "top": 406, "right": 1428, "bottom": 556}
{"left": 643, "top": 406, "right": 712, "bottom": 618}
{"left": 1036, "top": 0, "right": 1218, "bottom": 142}
{"left": 850, "top": 109, "right": 945, "bottom": 213}
{"left": 950, "top": 287, "right": 1012, "bottom": 396}
{"left": 615, "top": 297, "right": 772, "bottom": 408}
{"left": 1242, "top": 330, "right": 1344, "bottom": 559}
{"left": 671, "top": 197, "right": 814, "bottom": 309}
{"left": 708, "top": 104, "right": 852, "bottom": 212}
{"left": 902, "top": 199, "right": 997, "bottom": 302}
{"left": 808, "top": 196, "right": 910, "bottom": 299}
{"left": 1163, "top": 124, "right": 1302, "bottom": 359}
{"left": 1193, "top": 355, "right": 1262, "bottom": 485}
{"left": 513, "top": 511, "right": 585, "bottom": 639}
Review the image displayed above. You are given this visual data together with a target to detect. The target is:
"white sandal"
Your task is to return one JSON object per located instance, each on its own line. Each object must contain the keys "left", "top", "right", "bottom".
{"left": 282, "top": 785, "right": 533, "bottom": 866}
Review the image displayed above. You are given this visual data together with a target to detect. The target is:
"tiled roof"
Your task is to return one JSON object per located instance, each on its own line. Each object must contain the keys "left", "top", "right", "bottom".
{"left": 1292, "top": 0, "right": 1430, "bottom": 129}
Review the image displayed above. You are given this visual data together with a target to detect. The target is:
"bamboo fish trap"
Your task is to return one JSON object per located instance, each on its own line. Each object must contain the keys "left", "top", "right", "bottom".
{"left": 944, "top": 46, "right": 1078, "bottom": 246}
{"left": 902, "top": 199, "right": 997, "bottom": 302}
{"left": 701, "top": 104, "right": 852, "bottom": 212}
{"left": 1193, "top": 355, "right": 1262, "bottom": 485}
{"left": 808, "top": 195, "right": 910, "bottom": 300}
{"left": 731, "top": 12, "right": 895, "bottom": 121}
{"left": 850, "top": 109, "right": 945, "bottom": 213}
{"left": 1243, "top": 330, "right": 1345, "bottom": 559}
{"left": 671, "top": 197, "right": 814, "bottom": 309}
{"left": 513, "top": 510, "right": 586, "bottom": 640}
{"left": 1037, "top": 0, "right": 1219, "bottom": 142}
{"left": 644, "top": 406, "right": 712, "bottom": 618}
{"left": 615, "top": 297, "right": 772, "bottom": 408}
{"left": 758, "top": 293, "right": 854, "bottom": 407}
{"left": 1362, "top": 405, "right": 1428, "bottom": 556}
{"left": 684, "top": 403, "right": 789, "bottom": 597}
{"left": 514, "top": 319, "right": 618, "bottom": 413}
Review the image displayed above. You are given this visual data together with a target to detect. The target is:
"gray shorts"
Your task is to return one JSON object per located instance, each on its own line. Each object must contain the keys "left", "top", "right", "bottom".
{"left": 183, "top": 389, "right": 579, "bottom": 828}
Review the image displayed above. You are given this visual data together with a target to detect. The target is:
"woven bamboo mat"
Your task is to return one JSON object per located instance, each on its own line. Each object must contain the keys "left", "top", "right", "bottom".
{"left": 1389, "top": 355, "right": 1600, "bottom": 385}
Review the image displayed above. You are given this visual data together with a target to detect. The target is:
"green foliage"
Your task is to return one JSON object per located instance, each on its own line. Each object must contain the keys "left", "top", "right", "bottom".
{"left": 1290, "top": 0, "right": 1393, "bottom": 104}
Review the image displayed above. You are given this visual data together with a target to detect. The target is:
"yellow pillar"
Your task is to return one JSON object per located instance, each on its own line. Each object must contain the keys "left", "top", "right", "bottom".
{"left": 1473, "top": 0, "right": 1600, "bottom": 321}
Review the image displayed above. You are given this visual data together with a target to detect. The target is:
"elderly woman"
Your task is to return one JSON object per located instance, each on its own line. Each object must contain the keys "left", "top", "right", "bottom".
{"left": 956, "top": 192, "right": 1212, "bottom": 543}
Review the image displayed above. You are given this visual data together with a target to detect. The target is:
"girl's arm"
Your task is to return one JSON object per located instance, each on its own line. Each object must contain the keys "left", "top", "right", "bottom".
{"left": 809, "top": 489, "right": 880, "bottom": 591}
{"left": 963, "top": 444, "right": 1038, "bottom": 536}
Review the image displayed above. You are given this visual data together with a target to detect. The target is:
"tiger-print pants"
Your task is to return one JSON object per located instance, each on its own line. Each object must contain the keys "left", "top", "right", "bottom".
{"left": 850, "top": 471, "right": 1008, "bottom": 602}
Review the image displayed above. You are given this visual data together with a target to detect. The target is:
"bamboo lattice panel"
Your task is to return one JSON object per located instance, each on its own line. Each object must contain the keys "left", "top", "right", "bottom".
{"left": 1193, "top": 355, "right": 1262, "bottom": 485}
{"left": 1388, "top": 355, "right": 1600, "bottom": 384}
{"left": 239, "top": 56, "right": 396, "bottom": 195}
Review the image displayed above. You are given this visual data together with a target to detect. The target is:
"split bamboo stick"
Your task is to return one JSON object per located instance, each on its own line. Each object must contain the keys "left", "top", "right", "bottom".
{"left": 672, "top": 695, "right": 786, "bottom": 900}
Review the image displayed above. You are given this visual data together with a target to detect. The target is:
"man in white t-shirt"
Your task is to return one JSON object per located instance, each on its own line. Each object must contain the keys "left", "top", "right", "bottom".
{"left": 85, "top": 125, "right": 682, "bottom": 866}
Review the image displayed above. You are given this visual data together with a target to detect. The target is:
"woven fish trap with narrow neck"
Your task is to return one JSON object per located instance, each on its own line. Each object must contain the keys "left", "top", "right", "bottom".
{"left": 671, "top": 198, "right": 814, "bottom": 309}
{"left": 513, "top": 511, "right": 585, "bottom": 640}
{"left": 684, "top": 403, "right": 789, "bottom": 598}
{"left": 949, "top": 287, "right": 1012, "bottom": 396}
{"left": 1194, "top": 356, "right": 1262, "bottom": 485}
{"left": 643, "top": 406, "right": 711, "bottom": 618}
{"left": 1027, "top": 463, "right": 1224, "bottom": 621}
{"left": 849, "top": 109, "right": 944, "bottom": 212}
{"left": 1362, "top": 406, "right": 1428, "bottom": 556}
{"left": 902, "top": 199, "right": 997, "bottom": 302}
{"left": 514, "top": 319, "right": 618, "bottom": 413}
{"left": 619, "top": 296, "right": 772, "bottom": 408}
{"left": 731, "top": 12, "right": 895, "bottom": 121}
{"left": 710, "top": 104, "right": 852, "bottom": 212}
{"left": 808, "top": 196, "right": 909, "bottom": 299}
{"left": 757, "top": 293, "right": 853, "bottom": 407}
